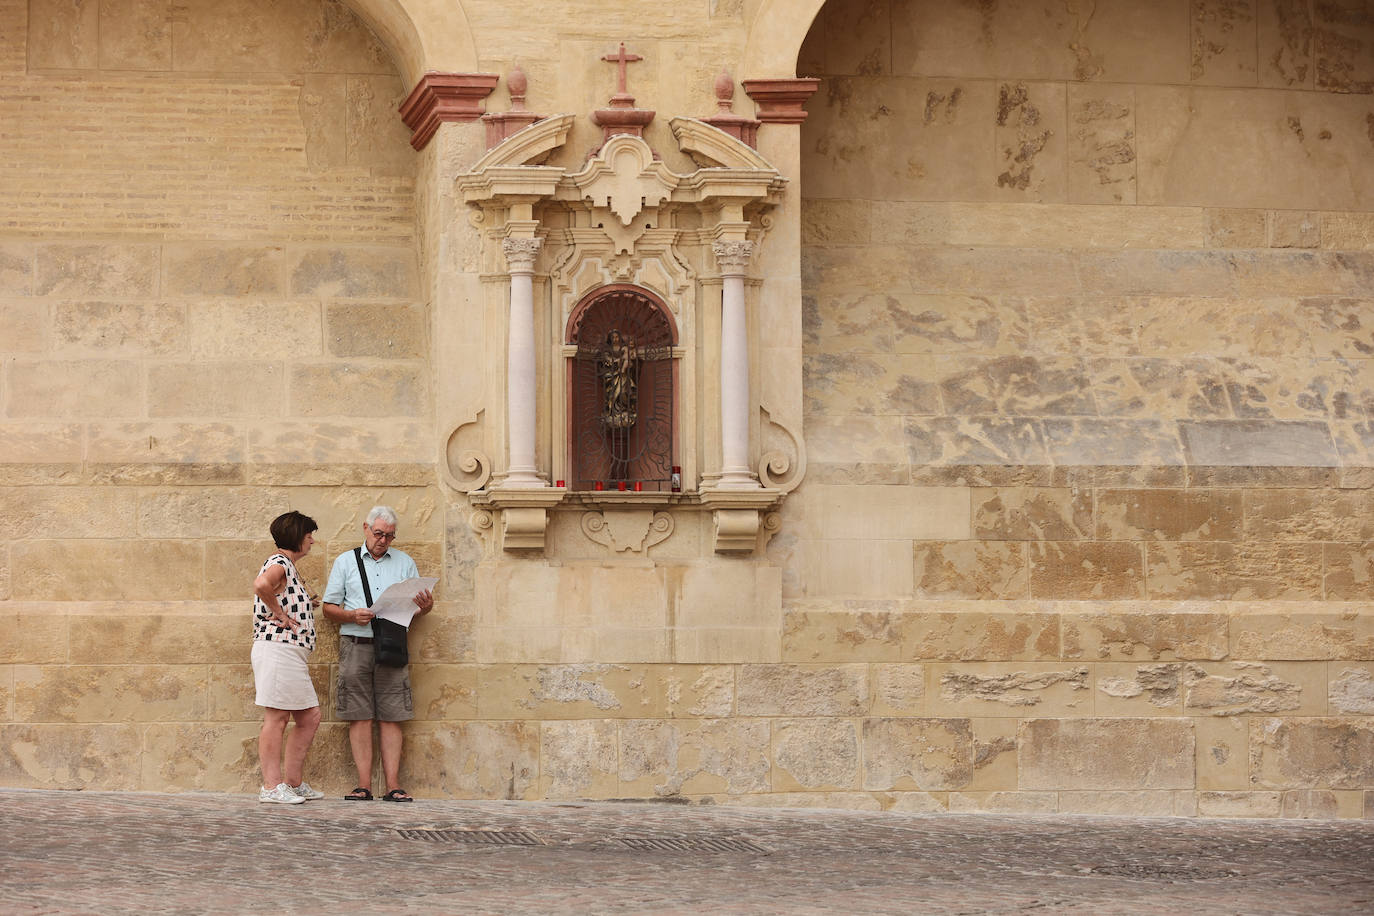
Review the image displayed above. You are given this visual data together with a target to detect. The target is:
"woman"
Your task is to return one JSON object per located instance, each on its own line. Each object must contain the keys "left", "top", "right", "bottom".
{"left": 251, "top": 510, "right": 324, "bottom": 804}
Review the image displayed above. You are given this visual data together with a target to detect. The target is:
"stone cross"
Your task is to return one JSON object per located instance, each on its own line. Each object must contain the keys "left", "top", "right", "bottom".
{"left": 602, "top": 43, "right": 642, "bottom": 97}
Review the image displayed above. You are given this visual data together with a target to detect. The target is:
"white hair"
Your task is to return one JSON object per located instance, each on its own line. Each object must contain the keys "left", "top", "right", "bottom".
{"left": 366, "top": 505, "right": 398, "bottom": 528}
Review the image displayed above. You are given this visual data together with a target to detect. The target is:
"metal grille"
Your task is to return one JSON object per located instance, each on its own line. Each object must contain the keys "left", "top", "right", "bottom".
{"left": 614, "top": 836, "right": 768, "bottom": 853}
{"left": 395, "top": 828, "right": 542, "bottom": 846}
{"left": 569, "top": 287, "right": 676, "bottom": 491}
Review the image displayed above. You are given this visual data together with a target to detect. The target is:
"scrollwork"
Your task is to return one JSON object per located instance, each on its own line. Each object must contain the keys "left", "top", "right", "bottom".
{"left": 758, "top": 404, "right": 807, "bottom": 494}
{"left": 442, "top": 409, "right": 492, "bottom": 493}
{"left": 468, "top": 509, "right": 495, "bottom": 533}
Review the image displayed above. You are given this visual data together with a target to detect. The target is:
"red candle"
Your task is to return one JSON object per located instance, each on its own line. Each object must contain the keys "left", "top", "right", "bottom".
{"left": 555, "top": 480, "right": 565, "bottom": 488}
{"left": 594, "top": 481, "right": 604, "bottom": 491}
{"left": 617, "top": 480, "right": 627, "bottom": 491}
{"left": 633, "top": 481, "right": 642, "bottom": 491}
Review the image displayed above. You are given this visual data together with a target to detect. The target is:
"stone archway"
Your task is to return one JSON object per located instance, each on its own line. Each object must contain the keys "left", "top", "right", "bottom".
{"left": 341, "top": 0, "right": 479, "bottom": 87}
{"left": 742, "top": 0, "right": 826, "bottom": 79}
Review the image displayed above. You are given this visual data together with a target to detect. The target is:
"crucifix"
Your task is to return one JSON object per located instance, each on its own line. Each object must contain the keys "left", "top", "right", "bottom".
{"left": 601, "top": 42, "right": 642, "bottom": 103}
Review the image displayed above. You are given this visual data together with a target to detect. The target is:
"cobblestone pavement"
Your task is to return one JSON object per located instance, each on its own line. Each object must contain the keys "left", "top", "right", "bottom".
{"left": 4, "top": 790, "right": 1374, "bottom": 915}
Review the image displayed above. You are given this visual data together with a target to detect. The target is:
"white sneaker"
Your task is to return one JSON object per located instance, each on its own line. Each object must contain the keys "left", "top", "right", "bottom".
{"left": 290, "top": 781, "right": 325, "bottom": 800}
{"left": 259, "top": 783, "right": 306, "bottom": 805}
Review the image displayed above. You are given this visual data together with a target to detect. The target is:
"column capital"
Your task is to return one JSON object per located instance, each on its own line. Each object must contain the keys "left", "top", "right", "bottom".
{"left": 712, "top": 239, "right": 755, "bottom": 274}
{"left": 399, "top": 72, "right": 500, "bottom": 150}
{"left": 502, "top": 236, "right": 543, "bottom": 273}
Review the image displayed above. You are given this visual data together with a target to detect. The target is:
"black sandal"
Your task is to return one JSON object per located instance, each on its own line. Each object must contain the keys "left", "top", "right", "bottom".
{"left": 344, "top": 787, "right": 373, "bottom": 801}
{"left": 381, "top": 788, "right": 413, "bottom": 803}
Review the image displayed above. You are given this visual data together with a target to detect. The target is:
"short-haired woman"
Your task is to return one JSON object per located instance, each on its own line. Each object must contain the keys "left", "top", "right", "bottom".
{"left": 251, "top": 510, "right": 324, "bottom": 804}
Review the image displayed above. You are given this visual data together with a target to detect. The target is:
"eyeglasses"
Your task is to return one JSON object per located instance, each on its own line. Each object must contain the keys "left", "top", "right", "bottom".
{"left": 368, "top": 528, "right": 397, "bottom": 541}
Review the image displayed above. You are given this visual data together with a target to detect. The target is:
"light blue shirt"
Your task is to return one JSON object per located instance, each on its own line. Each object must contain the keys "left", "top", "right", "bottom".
{"left": 324, "top": 544, "right": 419, "bottom": 638}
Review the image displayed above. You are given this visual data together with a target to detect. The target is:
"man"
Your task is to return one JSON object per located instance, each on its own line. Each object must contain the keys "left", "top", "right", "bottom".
{"left": 322, "top": 505, "right": 434, "bottom": 802}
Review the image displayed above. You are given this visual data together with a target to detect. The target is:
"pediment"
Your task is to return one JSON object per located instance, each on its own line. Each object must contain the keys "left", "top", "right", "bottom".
{"left": 565, "top": 135, "right": 682, "bottom": 226}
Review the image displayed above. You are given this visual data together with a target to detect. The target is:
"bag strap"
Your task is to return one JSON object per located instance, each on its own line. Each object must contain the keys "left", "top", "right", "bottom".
{"left": 353, "top": 547, "right": 374, "bottom": 607}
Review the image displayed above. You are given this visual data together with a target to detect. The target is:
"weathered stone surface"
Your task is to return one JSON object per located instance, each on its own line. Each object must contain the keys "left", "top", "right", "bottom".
{"left": 1196, "top": 715, "right": 1249, "bottom": 790}
{"left": 1250, "top": 718, "right": 1374, "bottom": 789}
{"left": 52, "top": 301, "right": 186, "bottom": 356}
{"left": 1096, "top": 488, "right": 1242, "bottom": 541}
{"left": 1019, "top": 718, "right": 1195, "bottom": 790}
{"left": 8, "top": 360, "right": 141, "bottom": 418}
{"left": 288, "top": 248, "right": 416, "bottom": 299}
{"left": 1298, "top": 298, "right": 1374, "bottom": 360}
{"left": 871, "top": 664, "right": 926, "bottom": 716}
{"left": 87, "top": 421, "right": 245, "bottom": 484}
{"left": 140, "top": 723, "right": 264, "bottom": 793}
{"left": 782, "top": 605, "right": 904, "bottom": 663}
{"left": 1088, "top": 358, "right": 1231, "bottom": 419}
{"left": 288, "top": 363, "right": 428, "bottom": 418}
{"left": 1056, "top": 791, "right": 1186, "bottom": 817}
{"left": 173, "top": 0, "right": 393, "bottom": 75}
{"left": 1066, "top": 84, "right": 1137, "bottom": 205}
{"left": 737, "top": 665, "right": 868, "bottom": 717}
{"left": 0, "top": 487, "right": 138, "bottom": 538}
{"left": 148, "top": 362, "right": 285, "bottom": 419}
{"left": 326, "top": 303, "right": 426, "bottom": 358}
{"left": 972, "top": 487, "right": 1091, "bottom": 540}
{"left": 907, "top": 610, "right": 1061, "bottom": 661}
{"left": 803, "top": 351, "right": 942, "bottom": 417}
{"left": 913, "top": 541, "right": 1027, "bottom": 599}
{"left": 540, "top": 719, "right": 619, "bottom": 798}
{"left": 405, "top": 721, "right": 539, "bottom": 800}
{"left": 1233, "top": 609, "right": 1374, "bottom": 660}
{"left": 1147, "top": 542, "right": 1324, "bottom": 600}
{"left": 162, "top": 245, "right": 284, "bottom": 297}
{"left": 186, "top": 302, "right": 323, "bottom": 360}
{"left": 931, "top": 664, "right": 1090, "bottom": 716}
{"left": 1198, "top": 791, "right": 1283, "bottom": 818}
{"left": 66, "top": 609, "right": 246, "bottom": 664}
{"left": 617, "top": 719, "right": 772, "bottom": 796}
{"left": 1270, "top": 210, "right": 1320, "bottom": 248}
{"left": 1207, "top": 208, "right": 1268, "bottom": 247}
{"left": 0, "top": 724, "right": 140, "bottom": 790}
{"left": 1063, "top": 608, "right": 1230, "bottom": 660}
{"left": 98, "top": 0, "right": 173, "bottom": 70}
{"left": 1183, "top": 662, "right": 1321, "bottom": 716}
{"left": 1244, "top": 488, "right": 1374, "bottom": 541}
{"left": 27, "top": 0, "right": 99, "bottom": 69}
{"left": 476, "top": 664, "right": 658, "bottom": 720}
{"left": 14, "top": 665, "right": 209, "bottom": 722}
{"left": 138, "top": 488, "right": 291, "bottom": 539}
{"left": 1190, "top": 0, "right": 1258, "bottom": 86}
{"left": 992, "top": 80, "right": 1065, "bottom": 202}
{"left": 1331, "top": 665, "right": 1374, "bottom": 715}
{"left": 904, "top": 417, "right": 1051, "bottom": 468}
{"left": 1029, "top": 541, "right": 1145, "bottom": 599}
{"left": 862, "top": 717, "right": 973, "bottom": 791}
{"left": 1094, "top": 662, "right": 1184, "bottom": 715}
{"left": 0, "top": 609, "right": 68, "bottom": 665}
{"left": 34, "top": 244, "right": 158, "bottom": 298}
{"left": 13, "top": 543, "right": 206, "bottom": 601}
{"left": 1041, "top": 419, "right": 1186, "bottom": 468}
{"left": 938, "top": 355, "right": 1095, "bottom": 417}
{"left": 0, "top": 242, "right": 34, "bottom": 296}
{"left": 773, "top": 718, "right": 859, "bottom": 790}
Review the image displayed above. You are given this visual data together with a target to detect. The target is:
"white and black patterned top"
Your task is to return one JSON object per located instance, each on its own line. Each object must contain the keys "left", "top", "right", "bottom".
{"left": 252, "top": 554, "right": 316, "bottom": 651}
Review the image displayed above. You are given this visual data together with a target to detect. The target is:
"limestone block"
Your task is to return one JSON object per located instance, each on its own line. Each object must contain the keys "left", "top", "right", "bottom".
{"left": 0, "top": 242, "right": 34, "bottom": 295}
{"left": 1250, "top": 717, "right": 1374, "bottom": 789}
{"left": 0, "top": 667, "right": 11, "bottom": 721}
{"left": 404, "top": 721, "right": 539, "bottom": 800}
{"left": 800, "top": 199, "right": 871, "bottom": 246}
{"left": 1087, "top": 357, "right": 1231, "bottom": 419}
{"left": 147, "top": 362, "right": 284, "bottom": 419}
{"left": 1063, "top": 607, "right": 1230, "bottom": 660}
{"left": 51, "top": 300, "right": 186, "bottom": 357}
{"left": 67, "top": 608, "right": 246, "bottom": 664}
{"left": 938, "top": 355, "right": 1095, "bottom": 417}
{"left": 0, "top": 487, "right": 139, "bottom": 539}
{"left": 801, "top": 484, "right": 969, "bottom": 541}
{"left": 659, "top": 666, "right": 735, "bottom": 719}
{"left": 34, "top": 244, "right": 158, "bottom": 298}
{"left": 1019, "top": 718, "right": 1194, "bottom": 790}
{"left": 1136, "top": 297, "right": 1311, "bottom": 358}
{"left": 1297, "top": 297, "right": 1374, "bottom": 360}
{"left": 475, "top": 664, "right": 664, "bottom": 720}
{"left": 7, "top": 359, "right": 141, "bottom": 418}
{"left": 162, "top": 245, "right": 285, "bottom": 297}
{"left": 1233, "top": 608, "right": 1374, "bottom": 660}
{"left": 171, "top": 0, "right": 392, "bottom": 75}
{"left": 806, "top": 539, "right": 914, "bottom": 598}
{"left": 1146, "top": 542, "right": 1323, "bottom": 599}
{"left": 186, "top": 302, "right": 323, "bottom": 360}
{"left": 15, "top": 665, "right": 209, "bottom": 722}
{"left": 807, "top": 0, "right": 888, "bottom": 75}
{"left": 1077, "top": 249, "right": 1235, "bottom": 297}
{"left": 1196, "top": 715, "right": 1249, "bottom": 790}
{"left": 1183, "top": 661, "right": 1324, "bottom": 716}
{"left": 1312, "top": 2, "right": 1374, "bottom": 92}
{"left": 949, "top": 792, "right": 1058, "bottom": 814}
{"left": 1282, "top": 789, "right": 1348, "bottom": 819}
{"left": 137, "top": 488, "right": 291, "bottom": 539}
{"left": 27, "top": 0, "right": 99, "bottom": 69}
{"left": 1189, "top": 0, "right": 1259, "bottom": 85}
{"left": 1065, "top": 84, "right": 1137, "bottom": 205}
{"left": 772, "top": 718, "right": 860, "bottom": 791}
{"left": 1258, "top": 0, "right": 1314, "bottom": 88}
{"left": 930, "top": 663, "right": 1091, "bottom": 717}
{"left": 325, "top": 303, "right": 426, "bottom": 358}
{"left": 0, "top": 302, "right": 45, "bottom": 354}
{"left": 1269, "top": 211, "right": 1320, "bottom": 248}
{"left": 1322, "top": 213, "right": 1374, "bottom": 250}
{"left": 140, "top": 723, "right": 265, "bottom": 794}
{"left": 87, "top": 421, "right": 245, "bottom": 485}
{"left": 208, "top": 664, "right": 257, "bottom": 721}
{"left": 891, "top": 0, "right": 1077, "bottom": 80}
{"left": 1207, "top": 209, "right": 1267, "bottom": 248}
{"left": 963, "top": 717, "right": 1018, "bottom": 792}
{"left": 1245, "top": 488, "right": 1374, "bottom": 541}
{"left": 782, "top": 604, "right": 905, "bottom": 663}
{"left": 345, "top": 75, "right": 415, "bottom": 176}
{"left": 0, "top": 724, "right": 140, "bottom": 790}
{"left": 993, "top": 81, "right": 1066, "bottom": 203}
{"left": 246, "top": 420, "right": 434, "bottom": 485}
{"left": 1095, "top": 662, "right": 1184, "bottom": 716}
{"left": 14, "top": 542, "right": 205, "bottom": 602}
{"left": 973, "top": 487, "right": 1091, "bottom": 540}
{"left": 409, "top": 664, "right": 478, "bottom": 720}
{"left": 0, "top": 547, "right": 7, "bottom": 602}
{"left": 1040, "top": 419, "right": 1186, "bottom": 469}
{"left": 288, "top": 248, "right": 417, "bottom": 300}
{"left": 1197, "top": 791, "right": 1282, "bottom": 817}
{"left": 1058, "top": 791, "right": 1186, "bottom": 817}
{"left": 904, "top": 416, "right": 1051, "bottom": 471}
{"left": 205, "top": 539, "right": 326, "bottom": 601}
{"left": 541, "top": 718, "right": 619, "bottom": 798}
{"left": 1330, "top": 665, "right": 1374, "bottom": 714}
{"left": 1029, "top": 541, "right": 1145, "bottom": 599}
{"left": 98, "top": 0, "right": 173, "bottom": 70}
{"left": 288, "top": 363, "right": 427, "bottom": 418}
{"left": 802, "top": 351, "right": 942, "bottom": 417}
{"left": 737, "top": 664, "right": 868, "bottom": 716}
{"left": 1097, "top": 488, "right": 1242, "bottom": 543}
{"left": 861, "top": 717, "right": 973, "bottom": 791}
{"left": 299, "top": 74, "right": 348, "bottom": 170}
{"left": 1183, "top": 418, "right": 1341, "bottom": 467}
{"left": 871, "top": 664, "right": 926, "bottom": 716}
{"left": 0, "top": 608, "right": 68, "bottom": 665}
{"left": 907, "top": 609, "right": 1062, "bottom": 661}
{"left": 617, "top": 719, "right": 772, "bottom": 797}
{"left": 1222, "top": 356, "right": 1354, "bottom": 420}
{"left": 913, "top": 541, "right": 1028, "bottom": 599}
{"left": 410, "top": 603, "right": 475, "bottom": 664}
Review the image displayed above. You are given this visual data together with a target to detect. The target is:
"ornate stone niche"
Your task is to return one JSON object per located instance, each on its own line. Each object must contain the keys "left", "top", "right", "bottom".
{"left": 451, "top": 113, "right": 797, "bottom": 554}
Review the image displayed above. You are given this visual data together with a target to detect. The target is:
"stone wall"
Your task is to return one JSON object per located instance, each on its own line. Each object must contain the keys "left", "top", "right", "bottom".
{"left": 788, "top": 0, "right": 1374, "bottom": 816}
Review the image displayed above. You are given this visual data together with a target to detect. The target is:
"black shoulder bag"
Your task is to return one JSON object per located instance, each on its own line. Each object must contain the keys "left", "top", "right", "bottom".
{"left": 353, "top": 547, "right": 409, "bottom": 668}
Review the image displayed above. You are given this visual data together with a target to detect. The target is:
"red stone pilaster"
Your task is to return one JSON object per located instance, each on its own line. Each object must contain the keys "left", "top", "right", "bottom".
{"left": 399, "top": 72, "right": 501, "bottom": 150}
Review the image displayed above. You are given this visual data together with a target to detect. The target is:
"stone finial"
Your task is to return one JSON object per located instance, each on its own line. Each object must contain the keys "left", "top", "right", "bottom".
{"left": 508, "top": 64, "right": 529, "bottom": 110}
{"left": 482, "top": 64, "right": 545, "bottom": 150}
{"left": 701, "top": 69, "right": 760, "bottom": 148}
{"left": 591, "top": 42, "right": 655, "bottom": 144}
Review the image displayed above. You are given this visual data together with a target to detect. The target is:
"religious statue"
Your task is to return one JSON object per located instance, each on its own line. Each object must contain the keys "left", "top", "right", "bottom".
{"left": 600, "top": 329, "right": 639, "bottom": 429}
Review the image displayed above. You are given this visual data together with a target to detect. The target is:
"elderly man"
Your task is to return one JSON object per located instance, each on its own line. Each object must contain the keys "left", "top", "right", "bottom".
{"left": 322, "top": 505, "right": 434, "bottom": 802}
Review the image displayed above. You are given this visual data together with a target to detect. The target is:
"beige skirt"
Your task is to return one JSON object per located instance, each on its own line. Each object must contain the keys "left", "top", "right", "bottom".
{"left": 251, "top": 640, "right": 319, "bottom": 710}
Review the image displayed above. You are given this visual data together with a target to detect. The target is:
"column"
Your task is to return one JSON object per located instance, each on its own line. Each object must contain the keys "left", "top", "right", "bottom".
{"left": 503, "top": 235, "right": 543, "bottom": 487}
{"left": 714, "top": 239, "right": 758, "bottom": 489}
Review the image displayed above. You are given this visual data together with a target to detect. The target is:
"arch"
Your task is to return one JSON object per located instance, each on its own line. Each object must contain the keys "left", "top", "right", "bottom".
{"left": 741, "top": 0, "right": 827, "bottom": 80}
{"left": 342, "top": 0, "right": 478, "bottom": 88}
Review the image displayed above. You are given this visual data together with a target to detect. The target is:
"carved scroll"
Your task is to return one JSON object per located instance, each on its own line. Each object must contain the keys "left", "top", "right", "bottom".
{"left": 758, "top": 404, "right": 806, "bottom": 494}
{"left": 442, "top": 409, "right": 492, "bottom": 493}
